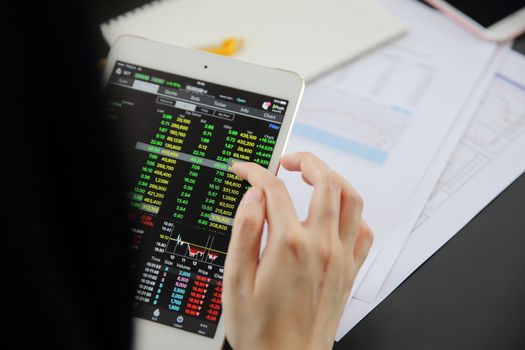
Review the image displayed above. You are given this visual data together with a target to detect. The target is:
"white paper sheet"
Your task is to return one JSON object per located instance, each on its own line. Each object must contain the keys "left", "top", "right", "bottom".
{"left": 335, "top": 47, "right": 525, "bottom": 340}
{"left": 279, "top": 0, "right": 495, "bottom": 303}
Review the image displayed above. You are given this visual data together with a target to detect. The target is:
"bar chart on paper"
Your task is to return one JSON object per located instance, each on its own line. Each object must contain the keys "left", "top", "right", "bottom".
{"left": 422, "top": 72, "right": 525, "bottom": 217}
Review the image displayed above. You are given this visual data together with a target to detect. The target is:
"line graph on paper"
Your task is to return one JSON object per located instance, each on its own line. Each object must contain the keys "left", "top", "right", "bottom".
{"left": 166, "top": 231, "right": 227, "bottom": 267}
{"left": 424, "top": 73, "right": 525, "bottom": 213}
{"left": 295, "top": 88, "right": 411, "bottom": 165}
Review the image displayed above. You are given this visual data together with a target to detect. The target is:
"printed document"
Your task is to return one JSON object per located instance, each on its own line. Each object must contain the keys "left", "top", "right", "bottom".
{"left": 336, "top": 46, "right": 525, "bottom": 340}
{"left": 279, "top": 0, "right": 495, "bottom": 301}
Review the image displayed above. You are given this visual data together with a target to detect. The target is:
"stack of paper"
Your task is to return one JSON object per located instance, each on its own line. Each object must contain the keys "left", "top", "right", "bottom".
{"left": 280, "top": 0, "right": 495, "bottom": 303}
{"left": 334, "top": 45, "right": 525, "bottom": 339}
{"left": 337, "top": 47, "right": 525, "bottom": 338}
{"left": 277, "top": 0, "right": 525, "bottom": 340}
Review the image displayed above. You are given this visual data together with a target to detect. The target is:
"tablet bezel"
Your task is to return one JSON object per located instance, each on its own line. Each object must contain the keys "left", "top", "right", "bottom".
{"left": 103, "top": 35, "right": 304, "bottom": 350}
{"left": 425, "top": 0, "right": 525, "bottom": 42}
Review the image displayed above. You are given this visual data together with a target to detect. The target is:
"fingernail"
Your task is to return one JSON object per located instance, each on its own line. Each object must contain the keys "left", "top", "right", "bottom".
{"left": 243, "top": 187, "right": 262, "bottom": 204}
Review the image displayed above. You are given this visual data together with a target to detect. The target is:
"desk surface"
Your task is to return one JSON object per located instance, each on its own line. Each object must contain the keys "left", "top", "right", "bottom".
{"left": 335, "top": 172, "right": 525, "bottom": 349}
{"left": 98, "top": 2, "right": 525, "bottom": 349}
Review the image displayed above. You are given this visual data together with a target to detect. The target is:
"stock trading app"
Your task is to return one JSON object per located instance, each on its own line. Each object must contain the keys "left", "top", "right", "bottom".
{"left": 105, "top": 61, "right": 288, "bottom": 338}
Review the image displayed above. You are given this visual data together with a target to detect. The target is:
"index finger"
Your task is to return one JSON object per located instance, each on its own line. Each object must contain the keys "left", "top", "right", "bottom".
{"left": 232, "top": 161, "right": 298, "bottom": 232}
{"left": 279, "top": 152, "right": 342, "bottom": 235}
{"left": 281, "top": 152, "right": 363, "bottom": 248}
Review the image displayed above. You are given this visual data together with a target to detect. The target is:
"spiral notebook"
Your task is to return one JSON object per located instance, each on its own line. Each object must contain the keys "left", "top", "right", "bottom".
{"left": 100, "top": 0, "right": 405, "bottom": 81}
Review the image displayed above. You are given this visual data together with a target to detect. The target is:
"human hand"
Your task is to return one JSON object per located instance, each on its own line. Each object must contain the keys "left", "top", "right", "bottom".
{"left": 223, "top": 152, "right": 373, "bottom": 350}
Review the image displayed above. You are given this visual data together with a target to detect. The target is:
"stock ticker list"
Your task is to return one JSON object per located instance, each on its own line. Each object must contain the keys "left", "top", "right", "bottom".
{"left": 105, "top": 61, "right": 288, "bottom": 337}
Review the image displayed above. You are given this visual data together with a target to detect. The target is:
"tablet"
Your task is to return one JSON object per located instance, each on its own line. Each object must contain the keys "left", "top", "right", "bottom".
{"left": 426, "top": 0, "right": 525, "bottom": 41}
{"left": 103, "top": 35, "right": 304, "bottom": 350}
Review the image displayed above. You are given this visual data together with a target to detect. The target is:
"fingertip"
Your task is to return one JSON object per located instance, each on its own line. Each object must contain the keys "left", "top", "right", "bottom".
{"left": 353, "top": 223, "right": 374, "bottom": 270}
{"left": 233, "top": 161, "right": 271, "bottom": 182}
{"left": 301, "top": 174, "right": 313, "bottom": 186}
{"left": 280, "top": 153, "right": 300, "bottom": 171}
{"left": 231, "top": 160, "right": 242, "bottom": 170}
{"left": 280, "top": 153, "right": 293, "bottom": 162}
{"left": 231, "top": 161, "right": 247, "bottom": 178}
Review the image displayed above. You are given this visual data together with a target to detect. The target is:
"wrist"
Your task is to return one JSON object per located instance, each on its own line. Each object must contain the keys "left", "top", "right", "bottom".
{"left": 233, "top": 334, "right": 332, "bottom": 350}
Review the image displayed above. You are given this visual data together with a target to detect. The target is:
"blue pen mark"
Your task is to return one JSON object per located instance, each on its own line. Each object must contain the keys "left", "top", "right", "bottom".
{"left": 391, "top": 106, "right": 412, "bottom": 115}
{"left": 292, "top": 122, "right": 389, "bottom": 164}
{"left": 496, "top": 73, "right": 525, "bottom": 92}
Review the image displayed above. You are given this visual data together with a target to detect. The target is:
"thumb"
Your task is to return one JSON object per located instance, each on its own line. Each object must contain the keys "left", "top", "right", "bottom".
{"left": 225, "top": 187, "right": 266, "bottom": 290}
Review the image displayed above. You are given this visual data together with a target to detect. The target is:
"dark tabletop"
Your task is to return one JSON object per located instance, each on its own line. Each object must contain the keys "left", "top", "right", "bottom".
{"left": 97, "top": 1, "right": 525, "bottom": 349}
{"left": 335, "top": 20, "right": 525, "bottom": 350}
{"left": 335, "top": 172, "right": 525, "bottom": 350}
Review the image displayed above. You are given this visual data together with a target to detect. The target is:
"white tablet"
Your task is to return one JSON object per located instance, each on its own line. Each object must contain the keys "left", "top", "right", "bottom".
{"left": 102, "top": 35, "right": 304, "bottom": 349}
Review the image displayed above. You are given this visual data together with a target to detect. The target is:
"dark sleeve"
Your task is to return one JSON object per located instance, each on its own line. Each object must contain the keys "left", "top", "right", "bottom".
{"left": 5, "top": 1, "right": 131, "bottom": 349}
{"left": 94, "top": 26, "right": 110, "bottom": 61}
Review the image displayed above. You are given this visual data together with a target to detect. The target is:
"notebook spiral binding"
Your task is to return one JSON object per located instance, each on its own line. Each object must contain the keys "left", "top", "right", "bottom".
{"left": 102, "top": 0, "right": 179, "bottom": 26}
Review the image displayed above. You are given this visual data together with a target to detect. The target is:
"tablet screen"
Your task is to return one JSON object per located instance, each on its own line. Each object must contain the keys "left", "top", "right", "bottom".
{"left": 105, "top": 61, "right": 288, "bottom": 338}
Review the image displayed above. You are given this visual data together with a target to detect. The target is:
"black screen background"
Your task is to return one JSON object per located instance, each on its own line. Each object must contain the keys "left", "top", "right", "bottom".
{"left": 441, "top": 0, "right": 524, "bottom": 27}
{"left": 106, "top": 61, "right": 287, "bottom": 338}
